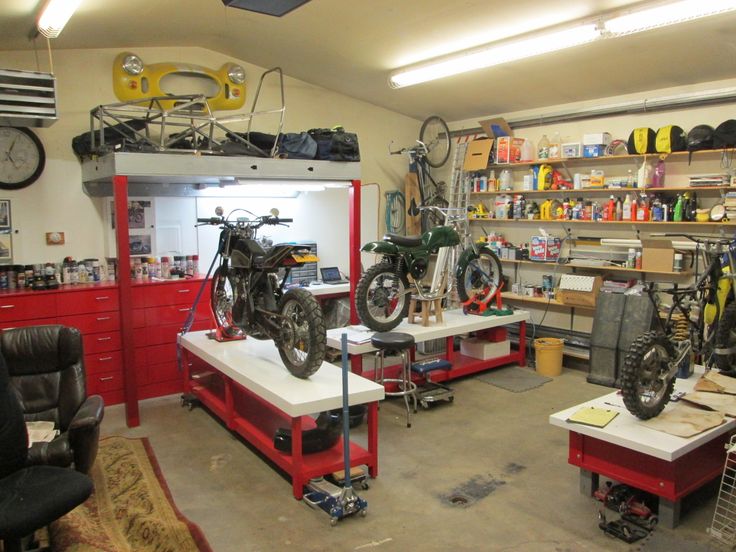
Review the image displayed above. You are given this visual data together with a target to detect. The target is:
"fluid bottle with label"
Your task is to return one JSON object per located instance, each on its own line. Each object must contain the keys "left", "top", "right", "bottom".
{"left": 673, "top": 194, "right": 684, "bottom": 222}
{"left": 622, "top": 193, "right": 632, "bottom": 221}
{"left": 537, "top": 135, "right": 550, "bottom": 160}
{"left": 520, "top": 139, "right": 534, "bottom": 162}
{"left": 549, "top": 132, "right": 562, "bottom": 159}
{"left": 615, "top": 198, "right": 623, "bottom": 221}
{"left": 651, "top": 159, "right": 666, "bottom": 188}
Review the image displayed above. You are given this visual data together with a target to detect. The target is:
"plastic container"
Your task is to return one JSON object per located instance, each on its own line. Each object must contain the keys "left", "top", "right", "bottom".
{"left": 534, "top": 338, "right": 563, "bottom": 377}
{"left": 651, "top": 159, "right": 665, "bottom": 188}
{"left": 673, "top": 253, "right": 684, "bottom": 272}
{"left": 537, "top": 135, "right": 550, "bottom": 160}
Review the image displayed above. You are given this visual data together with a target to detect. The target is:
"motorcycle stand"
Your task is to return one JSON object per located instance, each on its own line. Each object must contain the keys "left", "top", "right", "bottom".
{"left": 208, "top": 327, "right": 247, "bottom": 343}
{"left": 462, "top": 282, "right": 510, "bottom": 316}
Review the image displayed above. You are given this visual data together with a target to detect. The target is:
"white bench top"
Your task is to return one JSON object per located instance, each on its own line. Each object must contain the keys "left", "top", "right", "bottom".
{"left": 179, "top": 330, "right": 384, "bottom": 417}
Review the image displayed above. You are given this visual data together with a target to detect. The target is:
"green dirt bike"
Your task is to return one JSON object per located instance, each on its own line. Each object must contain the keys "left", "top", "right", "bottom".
{"left": 355, "top": 206, "right": 503, "bottom": 332}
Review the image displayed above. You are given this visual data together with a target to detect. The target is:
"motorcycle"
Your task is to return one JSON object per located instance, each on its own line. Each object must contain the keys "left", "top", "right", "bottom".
{"left": 355, "top": 206, "right": 504, "bottom": 332}
{"left": 198, "top": 207, "right": 326, "bottom": 378}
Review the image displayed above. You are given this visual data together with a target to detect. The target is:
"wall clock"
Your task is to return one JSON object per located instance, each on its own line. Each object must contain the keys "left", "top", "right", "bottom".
{"left": 0, "top": 127, "right": 46, "bottom": 190}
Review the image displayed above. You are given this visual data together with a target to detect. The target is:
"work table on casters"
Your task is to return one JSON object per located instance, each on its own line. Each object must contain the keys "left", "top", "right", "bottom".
{"left": 549, "top": 369, "right": 735, "bottom": 528}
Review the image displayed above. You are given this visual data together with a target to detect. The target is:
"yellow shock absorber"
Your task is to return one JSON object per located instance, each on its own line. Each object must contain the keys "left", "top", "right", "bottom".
{"left": 670, "top": 312, "right": 689, "bottom": 341}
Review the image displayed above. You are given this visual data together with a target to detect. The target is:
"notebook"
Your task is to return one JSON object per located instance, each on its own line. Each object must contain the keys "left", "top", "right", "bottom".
{"left": 320, "top": 267, "right": 349, "bottom": 285}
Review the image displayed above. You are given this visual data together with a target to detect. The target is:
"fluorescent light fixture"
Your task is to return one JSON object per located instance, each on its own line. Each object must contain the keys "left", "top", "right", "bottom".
{"left": 37, "top": 0, "right": 83, "bottom": 38}
{"left": 389, "top": 0, "right": 736, "bottom": 88}
{"left": 390, "top": 24, "right": 600, "bottom": 88}
{"left": 604, "top": 0, "right": 736, "bottom": 35}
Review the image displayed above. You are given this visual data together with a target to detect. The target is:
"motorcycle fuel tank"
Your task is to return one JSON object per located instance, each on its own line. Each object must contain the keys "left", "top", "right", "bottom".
{"left": 422, "top": 226, "right": 460, "bottom": 250}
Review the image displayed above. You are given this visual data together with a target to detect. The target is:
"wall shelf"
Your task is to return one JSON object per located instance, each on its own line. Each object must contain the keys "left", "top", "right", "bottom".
{"left": 470, "top": 218, "right": 736, "bottom": 226}
{"left": 501, "top": 292, "right": 595, "bottom": 310}
{"left": 499, "top": 258, "right": 690, "bottom": 277}
{"left": 470, "top": 186, "right": 730, "bottom": 197}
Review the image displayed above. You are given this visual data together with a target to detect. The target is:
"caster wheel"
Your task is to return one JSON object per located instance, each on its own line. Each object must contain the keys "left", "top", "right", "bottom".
{"left": 361, "top": 508, "right": 368, "bottom": 517}
{"left": 330, "top": 517, "right": 338, "bottom": 526}
{"left": 421, "top": 401, "right": 429, "bottom": 410}
{"left": 448, "top": 396, "right": 455, "bottom": 403}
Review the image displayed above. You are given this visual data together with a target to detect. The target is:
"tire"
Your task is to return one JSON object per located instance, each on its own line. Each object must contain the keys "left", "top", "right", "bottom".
{"left": 210, "top": 266, "right": 240, "bottom": 338}
{"left": 355, "top": 263, "right": 411, "bottom": 332}
{"left": 457, "top": 248, "right": 503, "bottom": 304}
{"left": 715, "top": 301, "right": 736, "bottom": 373}
{"left": 277, "top": 287, "right": 326, "bottom": 378}
{"left": 621, "top": 331, "right": 676, "bottom": 419}
{"left": 419, "top": 116, "right": 451, "bottom": 168}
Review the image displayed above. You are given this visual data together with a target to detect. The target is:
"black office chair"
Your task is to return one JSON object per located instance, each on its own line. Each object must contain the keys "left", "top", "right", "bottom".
{"left": 0, "top": 351, "right": 93, "bottom": 552}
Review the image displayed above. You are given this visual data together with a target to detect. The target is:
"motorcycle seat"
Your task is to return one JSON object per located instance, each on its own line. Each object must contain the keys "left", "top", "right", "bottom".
{"left": 384, "top": 233, "right": 422, "bottom": 247}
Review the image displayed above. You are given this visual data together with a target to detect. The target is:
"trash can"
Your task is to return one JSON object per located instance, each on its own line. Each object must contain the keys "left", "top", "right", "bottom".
{"left": 534, "top": 338, "right": 564, "bottom": 377}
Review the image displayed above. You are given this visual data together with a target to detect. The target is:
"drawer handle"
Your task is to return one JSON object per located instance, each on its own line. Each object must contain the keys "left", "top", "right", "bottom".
{"left": 95, "top": 296, "right": 110, "bottom": 301}
{"left": 97, "top": 337, "right": 112, "bottom": 342}
{"left": 98, "top": 356, "right": 113, "bottom": 361}
{"left": 179, "top": 307, "right": 190, "bottom": 312}
{"left": 0, "top": 305, "right": 15, "bottom": 309}
{"left": 96, "top": 316, "right": 111, "bottom": 321}
{"left": 177, "top": 289, "right": 191, "bottom": 293}
{"left": 99, "top": 376, "right": 114, "bottom": 382}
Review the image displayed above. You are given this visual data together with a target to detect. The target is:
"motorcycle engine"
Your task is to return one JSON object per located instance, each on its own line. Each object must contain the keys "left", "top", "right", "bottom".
{"left": 409, "top": 258, "right": 428, "bottom": 280}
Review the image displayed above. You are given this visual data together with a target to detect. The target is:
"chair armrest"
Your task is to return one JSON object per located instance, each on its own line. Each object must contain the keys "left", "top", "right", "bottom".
{"left": 69, "top": 395, "right": 105, "bottom": 430}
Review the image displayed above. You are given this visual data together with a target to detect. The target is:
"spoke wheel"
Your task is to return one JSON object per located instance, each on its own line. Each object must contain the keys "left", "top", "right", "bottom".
{"left": 621, "top": 331, "right": 675, "bottom": 419}
{"left": 457, "top": 249, "right": 503, "bottom": 304}
{"left": 211, "top": 266, "right": 241, "bottom": 338}
{"left": 419, "top": 116, "right": 451, "bottom": 168}
{"left": 277, "top": 287, "right": 326, "bottom": 379}
{"left": 356, "top": 263, "right": 410, "bottom": 332}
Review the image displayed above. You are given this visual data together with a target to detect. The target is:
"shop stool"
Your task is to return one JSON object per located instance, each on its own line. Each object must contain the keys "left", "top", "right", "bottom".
{"left": 371, "top": 332, "right": 417, "bottom": 428}
{"left": 411, "top": 358, "right": 454, "bottom": 409}
{"left": 408, "top": 296, "right": 443, "bottom": 326}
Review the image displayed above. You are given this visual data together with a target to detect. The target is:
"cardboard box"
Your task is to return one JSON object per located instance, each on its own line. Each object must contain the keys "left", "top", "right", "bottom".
{"left": 478, "top": 117, "right": 513, "bottom": 139}
{"left": 583, "top": 132, "right": 612, "bottom": 145}
{"left": 557, "top": 275, "right": 602, "bottom": 308}
{"left": 463, "top": 138, "right": 493, "bottom": 171}
{"left": 530, "top": 236, "right": 561, "bottom": 261}
{"left": 641, "top": 239, "right": 674, "bottom": 272}
{"left": 460, "top": 338, "right": 510, "bottom": 360}
{"left": 561, "top": 142, "right": 582, "bottom": 158}
{"left": 583, "top": 144, "right": 606, "bottom": 158}
{"left": 495, "top": 137, "right": 526, "bottom": 164}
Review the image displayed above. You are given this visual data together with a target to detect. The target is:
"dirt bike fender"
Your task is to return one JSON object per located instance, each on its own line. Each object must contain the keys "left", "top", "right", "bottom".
{"left": 455, "top": 243, "right": 490, "bottom": 279}
{"left": 361, "top": 241, "right": 398, "bottom": 255}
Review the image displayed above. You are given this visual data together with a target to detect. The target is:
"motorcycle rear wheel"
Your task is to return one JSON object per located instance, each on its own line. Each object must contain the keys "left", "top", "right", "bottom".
{"left": 211, "top": 266, "right": 241, "bottom": 338}
{"left": 277, "top": 287, "right": 326, "bottom": 379}
{"left": 356, "top": 263, "right": 411, "bottom": 332}
{"left": 457, "top": 249, "right": 503, "bottom": 304}
{"left": 621, "top": 331, "right": 675, "bottom": 419}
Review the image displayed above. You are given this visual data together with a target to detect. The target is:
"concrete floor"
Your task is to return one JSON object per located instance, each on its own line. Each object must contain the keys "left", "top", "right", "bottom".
{"left": 101, "top": 366, "right": 724, "bottom": 552}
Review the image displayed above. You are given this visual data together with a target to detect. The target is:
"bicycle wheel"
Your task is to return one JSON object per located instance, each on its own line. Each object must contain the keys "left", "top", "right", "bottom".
{"left": 457, "top": 248, "right": 503, "bottom": 304}
{"left": 419, "top": 116, "right": 451, "bottom": 168}
{"left": 621, "top": 331, "right": 675, "bottom": 419}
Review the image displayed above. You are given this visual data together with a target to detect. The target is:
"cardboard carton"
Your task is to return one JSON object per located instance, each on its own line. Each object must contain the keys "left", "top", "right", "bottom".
{"left": 558, "top": 275, "right": 602, "bottom": 308}
{"left": 463, "top": 138, "right": 493, "bottom": 171}
{"left": 460, "top": 338, "right": 510, "bottom": 360}
{"left": 478, "top": 117, "right": 513, "bottom": 139}
{"left": 530, "top": 236, "right": 561, "bottom": 261}
{"left": 496, "top": 137, "right": 526, "bottom": 164}
{"left": 641, "top": 240, "right": 674, "bottom": 272}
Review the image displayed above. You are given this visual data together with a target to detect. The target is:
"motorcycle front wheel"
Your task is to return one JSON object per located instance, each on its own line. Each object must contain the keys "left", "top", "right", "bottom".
{"left": 355, "top": 263, "right": 411, "bottom": 332}
{"left": 457, "top": 248, "right": 503, "bottom": 304}
{"left": 211, "top": 266, "right": 241, "bottom": 338}
{"left": 277, "top": 287, "right": 326, "bottom": 379}
{"left": 621, "top": 331, "right": 675, "bottom": 419}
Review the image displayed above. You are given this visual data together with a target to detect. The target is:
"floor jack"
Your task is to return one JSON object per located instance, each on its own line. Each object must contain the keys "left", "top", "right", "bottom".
{"left": 303, "top": 334, "right": 368, "bottom": 525}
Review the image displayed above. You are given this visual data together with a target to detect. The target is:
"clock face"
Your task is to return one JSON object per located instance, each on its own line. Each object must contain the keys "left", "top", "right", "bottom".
{"left": 0, "top": 127, "right": 46, "bottom": 190}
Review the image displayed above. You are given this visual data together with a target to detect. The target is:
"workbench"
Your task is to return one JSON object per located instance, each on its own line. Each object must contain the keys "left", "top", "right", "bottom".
{"left": 326, "top": 308, "right": 530, "bottom": 381}
{"left": 549, "top": 371, "right": 735, "bottom": 528}
{"left": 178, "top": 330, "right": 384, "bottom": 499}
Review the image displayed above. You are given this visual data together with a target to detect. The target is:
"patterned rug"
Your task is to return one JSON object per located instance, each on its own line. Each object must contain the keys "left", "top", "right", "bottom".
{"left": 49, "top": 436, "right": 212, "bottom": 552}
{"left": 474, "top": 366, "right": 553, "bottom": 393}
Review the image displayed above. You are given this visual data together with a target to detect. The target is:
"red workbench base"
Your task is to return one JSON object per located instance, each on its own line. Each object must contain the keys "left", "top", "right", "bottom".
{"left": 182, "top": 352, "right": 379, "bottom": 499}
{"left": 568, "top": 430, "right": 731, "bottom": 528}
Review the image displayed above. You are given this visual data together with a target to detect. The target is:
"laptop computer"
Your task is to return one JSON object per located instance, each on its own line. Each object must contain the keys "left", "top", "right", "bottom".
{"left": 320, "top": 267, "right": 349, "bottom": 285}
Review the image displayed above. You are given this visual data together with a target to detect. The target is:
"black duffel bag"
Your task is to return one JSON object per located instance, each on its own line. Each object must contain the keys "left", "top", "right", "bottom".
{"left": 71, "top": 118, "right": 147, "bottom": 160}
{"left": 308, "top": 126, "right": 360, "bottom": 162}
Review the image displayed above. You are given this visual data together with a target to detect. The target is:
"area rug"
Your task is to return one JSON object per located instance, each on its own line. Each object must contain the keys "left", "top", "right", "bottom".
{"left": 49, "top": 436, "right": 212, "bottom": 552}
{"left": 474, "top": 366, "right": 552, "bottom": 393}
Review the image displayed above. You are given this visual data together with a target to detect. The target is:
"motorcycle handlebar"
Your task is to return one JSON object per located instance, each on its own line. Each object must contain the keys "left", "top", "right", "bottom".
{"left": 197, "top": 217, "right": 223, "bottom": 224}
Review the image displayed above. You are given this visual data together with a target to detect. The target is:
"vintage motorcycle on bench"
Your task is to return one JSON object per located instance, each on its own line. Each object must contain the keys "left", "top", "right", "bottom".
{"left": 197, "top": 207, "right": 326, "bottom": 378}
{"left": 355, "top": 205, "right": 504, "bottom": 332}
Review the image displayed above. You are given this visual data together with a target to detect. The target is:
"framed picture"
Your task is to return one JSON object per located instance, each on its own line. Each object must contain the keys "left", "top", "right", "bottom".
{"left": 0, "top": 200, "right": 10, "bottom": 230}
{"left": 0, "top": 233, "right": 12, "bottom": 262}
{"left": 129, "top": 234, "right": 152, "bottom": 256}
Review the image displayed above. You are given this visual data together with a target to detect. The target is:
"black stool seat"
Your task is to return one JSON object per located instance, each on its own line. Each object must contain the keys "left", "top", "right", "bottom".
{"left": 0, "top": 465, "right": 92, "bottom": 540}
{"left": 371, "top": 332, "right": 415, "bottom": 351}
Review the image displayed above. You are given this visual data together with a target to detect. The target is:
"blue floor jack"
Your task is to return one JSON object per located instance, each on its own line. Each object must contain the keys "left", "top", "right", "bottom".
{"left": 303, "top": 334, "right": 368, "bottom": 525}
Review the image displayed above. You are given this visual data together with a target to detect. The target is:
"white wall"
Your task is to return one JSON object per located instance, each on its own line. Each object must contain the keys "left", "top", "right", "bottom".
{"left": 0, "top": 46, "right": 418, "bottom": 265}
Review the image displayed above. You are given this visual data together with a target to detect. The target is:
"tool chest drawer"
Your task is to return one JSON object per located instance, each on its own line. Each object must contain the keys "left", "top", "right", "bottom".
{"left": 0, "top": 294, "right": 57, "bottom": 323}
{"left": 85, "top": 350, "right": 124, "bottom": 376}
{"left": 82, "top": 331, "right": 121, "bottom": 354}
{"left": 144, "top": 302, "right": 210, "bottom": 326}
{"left": 58, "top": 312, "right": 120, "bottom": 334}
{"left": 142, "top": 280, "right": 209, "bottom": 308}
{"left": 57, "top": 288, "right": 119, "bottom": 315}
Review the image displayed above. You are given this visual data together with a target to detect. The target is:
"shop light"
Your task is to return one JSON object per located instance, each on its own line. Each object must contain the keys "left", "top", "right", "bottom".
{"left": 389, "top": 24, "right": 601, "bottom": 89}
{"left": 37, "top": 0, "right": 83, "bottom": 38}
{"left": 389, "top": 0, "right": 736, "bottom": 89}
{"left": 603, "top": 0, "right": 736, "bottom": 35}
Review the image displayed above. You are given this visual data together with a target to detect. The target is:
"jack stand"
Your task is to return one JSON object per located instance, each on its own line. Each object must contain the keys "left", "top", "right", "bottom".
{"left": 303, "top": 333, "right": 368, "bottom": 525}
{"left": 207, "top": 326, "right": 246, "bottom": 342}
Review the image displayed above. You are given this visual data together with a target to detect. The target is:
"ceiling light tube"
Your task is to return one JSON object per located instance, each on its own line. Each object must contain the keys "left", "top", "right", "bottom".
{"left": 604, "top": 0, "right": 736, "bottom": 36}
{"left": 390, "top": 23, "right": 601, "bottom": 88}
{"left": 37, "top": 0, "right": 83, "bottom": 38}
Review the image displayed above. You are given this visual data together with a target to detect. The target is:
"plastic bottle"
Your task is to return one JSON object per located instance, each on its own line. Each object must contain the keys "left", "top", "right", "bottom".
{"left": 635, "top": 251, "right": 642, "bottom": 269}
{"left": 161, "top": 257, "right": 170, "bottom": 279}
{"left": 549, "top": 132, "right": 562, "bottom": 159}
{"left": 622, "top": 193, "right": 632, "bottom": 221}
{"left": 636, "top": 194, "right": 649, "bottom": 221}
{"left": 520, "top": 139, "right": 534, "bottom": 162}
{"left": 537, "top": 135, "right": 550, "bottom": 160}
{"left": 627, "top": 248, "right": 637, "bottom": 268}
{"left": 651, "top": 159, "right": 665, "bottom": 188}
{"left": 627, "top": 169, "right": 635, "bottom": 188}
{"left": 637, "top": 159, "right": 651, "bottom": 188}
{"left": 686, "top": 192, "right": 697, "bottom": 222}
{"left": 673, "top": 194, "right": 684, "bottom": 222}
{"left": 538, "top": 164, "right": 553, "bottom": 190}
{"left": 673, "top": 253, "right": 684, "bottom": 272}
{"left": 606, "top": 195, "right": 615, "bottom": 221}
{"left": 615, "top": 198, "right": 623, "bottom": 221}
{"left": 499, "top": 169, "right": 513, "bottom": 191}
{"left": 192, "top": 255, "right": 199, "bottom": 277}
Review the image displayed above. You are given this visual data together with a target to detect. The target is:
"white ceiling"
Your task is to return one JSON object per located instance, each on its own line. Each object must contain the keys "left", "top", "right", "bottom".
{"left": 1, "top": 0, "right": 735, "bottom": 122}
